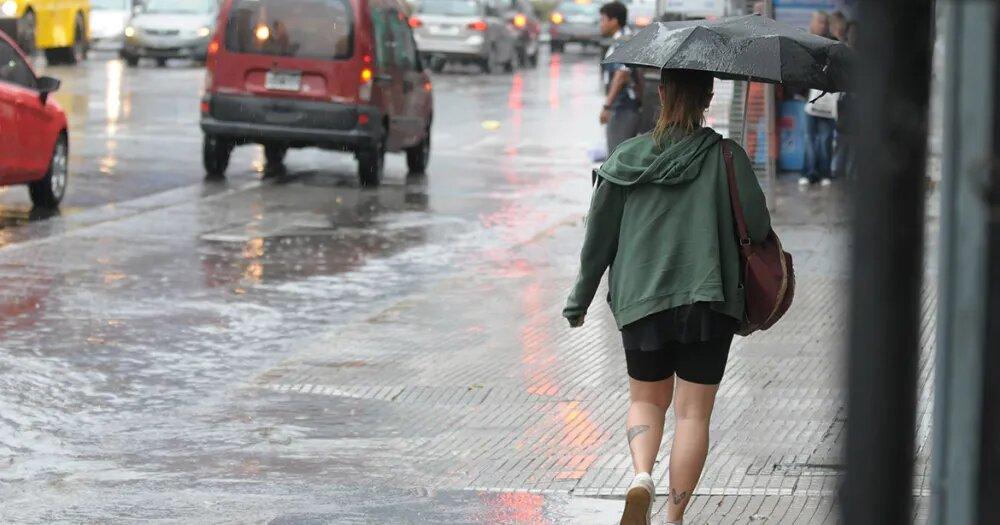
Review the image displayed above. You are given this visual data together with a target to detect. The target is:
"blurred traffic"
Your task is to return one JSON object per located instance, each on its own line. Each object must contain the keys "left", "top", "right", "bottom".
{"left": 2, "top": 0, "right": 683, "bottom": 206}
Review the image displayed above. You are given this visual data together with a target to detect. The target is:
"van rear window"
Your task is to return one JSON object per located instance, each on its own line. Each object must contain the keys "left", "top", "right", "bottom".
{"left": 225, "top": 0, "right": 354, "bottom": 60}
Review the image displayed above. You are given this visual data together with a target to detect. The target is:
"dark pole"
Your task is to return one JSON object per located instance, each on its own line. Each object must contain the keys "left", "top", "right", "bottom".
{"left": 843, "top": 0, "right": 934, "bottom": 524}
{"left": 979, "top": 17, "right": 1000, "bottom": 522}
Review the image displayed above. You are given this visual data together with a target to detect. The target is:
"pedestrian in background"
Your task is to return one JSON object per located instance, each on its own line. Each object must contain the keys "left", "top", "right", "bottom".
{"left": 801, "top": 10, "right": 836, "bottom": 185}
{"left": 834, "top": 21, "right": 858, "bottom": 180}
{"left": 809, "top": 10, "right": 830, "bottom": 38}
{"left": 829, "top": 10, "right": 848, "bottom": 41}
{"left": 565, "top": 68, "right": 772, "bottom": 525}
{"left": 599, "top": 2, "right": 641, "bottom": 155}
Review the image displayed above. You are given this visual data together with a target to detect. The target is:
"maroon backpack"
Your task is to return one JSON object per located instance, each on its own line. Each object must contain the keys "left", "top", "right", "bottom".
{"left": 722, "top": 142, "right": 795, "bottom": 335}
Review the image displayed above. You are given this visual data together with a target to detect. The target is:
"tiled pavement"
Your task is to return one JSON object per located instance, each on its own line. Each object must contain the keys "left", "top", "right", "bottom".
{"left": 251, "top": 184, "right": 937, "bottom": 524}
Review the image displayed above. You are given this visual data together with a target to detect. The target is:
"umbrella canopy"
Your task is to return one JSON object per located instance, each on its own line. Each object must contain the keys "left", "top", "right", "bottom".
{"left": 603, "top": 15, "right": 854, "bottom": 92}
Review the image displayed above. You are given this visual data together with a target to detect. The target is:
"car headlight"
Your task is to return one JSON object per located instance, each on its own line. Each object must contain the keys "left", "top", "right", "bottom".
{"left": 197, "top": 26, "right": 211, "bottom": 38}
{"left": 124, "top": 26, "right": 136, "bottom": 37}
{"left": 0, "top": 1, "right": 18, "bottom": 18}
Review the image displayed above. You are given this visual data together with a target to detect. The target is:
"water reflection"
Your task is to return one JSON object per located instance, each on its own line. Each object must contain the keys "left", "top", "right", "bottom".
{"left": 199, "top": 180, "right": 432, "bottom": 290}
{"left": 477, "top": 491, "right": 548, "bottom": 525}
{"left": 548, "top": 54, "right": 561, "bottom": 108}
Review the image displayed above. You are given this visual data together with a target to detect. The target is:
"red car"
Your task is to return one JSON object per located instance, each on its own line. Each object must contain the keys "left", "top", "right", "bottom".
{"left": 200, "top": 0, "right": 434, "bottom": 187}
{"left": 0, "top": 32, "right": 68, "bottom": 208}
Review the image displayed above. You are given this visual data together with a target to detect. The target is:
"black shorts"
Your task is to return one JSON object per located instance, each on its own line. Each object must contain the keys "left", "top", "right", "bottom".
{"left": 621, "top": 305, "right": 737, "bottom": 384}
{"left": 623, "top": 335, "right": 734, "bottom": 384}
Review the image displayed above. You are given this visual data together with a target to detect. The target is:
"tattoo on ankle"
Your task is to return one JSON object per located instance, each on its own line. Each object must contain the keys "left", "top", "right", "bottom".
{"left": 626, "top": 425, "right": 650, "bottom": 444}
{"left": 670, "top": 488, "right": 691, "bottom": 505}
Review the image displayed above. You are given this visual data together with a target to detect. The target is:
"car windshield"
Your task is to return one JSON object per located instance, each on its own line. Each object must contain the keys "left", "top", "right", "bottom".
{"left": 558, "top": 2, "right": 599, "bottom": 15}
{"left": 91, "top": 0, "right": 130, "bottom": 9}
{"left": 226, "top": 0, "right": 354, "bottom": 60}
{"left": 418, "top": 0, "right": 481, "bottom": 17}
{"left": 144, "top": 0, "right": 215, "bottom": 14}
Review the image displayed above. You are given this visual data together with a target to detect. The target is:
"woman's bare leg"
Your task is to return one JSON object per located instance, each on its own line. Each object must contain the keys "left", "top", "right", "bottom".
{"left": 626, "top": 376, "right": 674, "bottom": 474}
{"left": 665, "top": 377, "right": 720, "bottom": 522}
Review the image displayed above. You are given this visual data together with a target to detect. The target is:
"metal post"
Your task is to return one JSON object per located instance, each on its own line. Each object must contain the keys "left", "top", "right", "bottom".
{"left": 931, "top": 2, "right": 999, "bottom": 524}
{"left": 980, "top": 63, "right": 1000, "bottom": 521}
{"left": 843, "top": 0, "right": 934, "bottom": 523}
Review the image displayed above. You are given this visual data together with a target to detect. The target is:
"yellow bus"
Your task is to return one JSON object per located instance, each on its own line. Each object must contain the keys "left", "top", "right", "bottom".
{"left": 0, "top": 0, "right": 90, "bottom": 64}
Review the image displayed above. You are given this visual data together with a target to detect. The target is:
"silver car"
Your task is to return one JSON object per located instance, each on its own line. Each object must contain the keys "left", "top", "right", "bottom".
{"left": 90, "top": 0, "right": 137, "bottom": 51}
{"left": 411, "top": 0, "right": 518, "bottom": 74}
{"left": 122, "top": 0, "right": 218, "bottom": 66}
{"left": 548, "top": 0, "right": 602, "bottom": 52}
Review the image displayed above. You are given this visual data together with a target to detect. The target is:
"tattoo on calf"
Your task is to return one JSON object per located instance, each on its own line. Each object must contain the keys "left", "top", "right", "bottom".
{"left": 626, "top": 425, "right": 650, "bottom": 444}
{"left": 670, "top": 488, "right": 692, "bottom": 505}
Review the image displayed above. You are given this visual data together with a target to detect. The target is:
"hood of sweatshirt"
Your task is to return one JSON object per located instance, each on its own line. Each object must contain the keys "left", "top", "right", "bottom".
{"left": 596, "top": 127, "right": 723, "bottom": 186}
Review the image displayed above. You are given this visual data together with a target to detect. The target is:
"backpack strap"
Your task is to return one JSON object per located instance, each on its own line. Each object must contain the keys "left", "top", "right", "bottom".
{"left": 722, "top": 141, "right": 752, "bottom": 247}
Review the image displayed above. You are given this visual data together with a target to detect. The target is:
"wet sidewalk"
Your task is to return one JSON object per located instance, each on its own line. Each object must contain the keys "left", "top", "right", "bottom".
{"left": 248, "top": 182, "right": 936, "bottom": 524}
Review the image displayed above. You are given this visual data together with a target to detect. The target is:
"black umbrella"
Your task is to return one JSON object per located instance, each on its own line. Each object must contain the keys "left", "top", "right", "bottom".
{"left": 603, "top": 15, "right": 854, "bottom": 92}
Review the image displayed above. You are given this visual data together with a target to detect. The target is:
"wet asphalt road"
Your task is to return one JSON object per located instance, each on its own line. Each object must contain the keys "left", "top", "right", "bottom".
{"left": 0, "top": 49, "right": 623, "bottom": 523}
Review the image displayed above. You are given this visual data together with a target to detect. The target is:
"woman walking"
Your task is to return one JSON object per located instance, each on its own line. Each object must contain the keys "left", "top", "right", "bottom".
{"left": 564, "top": 69, "right": 772, "bottom": 525}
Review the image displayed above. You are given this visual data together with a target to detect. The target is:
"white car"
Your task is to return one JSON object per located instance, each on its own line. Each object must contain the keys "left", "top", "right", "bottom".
{"left": 90, "top": 0, "right": 137, "bottom": 51}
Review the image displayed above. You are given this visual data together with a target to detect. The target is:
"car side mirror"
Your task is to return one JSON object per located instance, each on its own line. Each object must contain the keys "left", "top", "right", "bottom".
{"left": 36, "top": 76, "right": 61, "bottom": 105}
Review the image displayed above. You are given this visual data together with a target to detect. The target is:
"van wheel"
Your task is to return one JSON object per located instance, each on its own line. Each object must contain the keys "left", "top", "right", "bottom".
{"left": 156, "top": 58, "right": 168, "bottom": 67}
{"left": 357, "top": 138, "right": 385, "bottom": 188}
{"left": 203, "top": 135, "right": 233, "bottom": 178}
{"left": 263, "top": 144, "right": 288, "bottom": 176}
{"left": 123, "top": 53, "right": 140, "bottom": 67}
{"left": 430, "top": 58, "right": 445, "bottom": 73}
{"left": 406, "top": 130, "right": 431, "bottom": 174}
{"left": 503, "top": 53, "right": 515, "bottom": 73}
{"left": 551, "top": 41, "right": 565, "bottom": 53}
{"left": 30, "top": 135, "right": 68, "bottom": 208}
{"left": 68, "top": 16, "right": 87, "bottom": 64}
{"left": 480, "top": 48, "right": 497, "bottom": 74}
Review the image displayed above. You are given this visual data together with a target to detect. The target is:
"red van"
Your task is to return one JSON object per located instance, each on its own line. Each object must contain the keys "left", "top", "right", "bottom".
{"left": 200, "top": 0, "right": 434, "bottom": 187}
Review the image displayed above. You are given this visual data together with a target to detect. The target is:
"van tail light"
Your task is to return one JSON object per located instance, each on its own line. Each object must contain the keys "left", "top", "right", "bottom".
{"left": 200, "top": 97, "right": 210, "bottom": 115}
{"left": 359, "top": 67, "right": 374, "bottom": 101}
{"left": 467, "top": 20, "right": 488, "bottom": 31}
{"left": 408, "top": 17, "right": 422, "bottom": 28}
{"left": 206, "top": 37, "right": 221, "bottom": 68}
{"left": 513, "top": 14, "right": 527, "bottom": 28}
{"left": 550, "top": 12, "right": 564, "bottom": 24}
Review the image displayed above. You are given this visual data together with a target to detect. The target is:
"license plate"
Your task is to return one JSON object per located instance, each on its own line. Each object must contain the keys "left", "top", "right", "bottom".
{"left": 429, "top": 24, "right": 460, "bottom": 36}
{"left": 265, "top": 70, "right": 302, "bottom": 92}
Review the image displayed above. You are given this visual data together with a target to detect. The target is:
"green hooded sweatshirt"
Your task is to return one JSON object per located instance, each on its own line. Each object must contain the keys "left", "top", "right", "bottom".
{"left": 563, "top": 128, "right": 771, "bottom": 329}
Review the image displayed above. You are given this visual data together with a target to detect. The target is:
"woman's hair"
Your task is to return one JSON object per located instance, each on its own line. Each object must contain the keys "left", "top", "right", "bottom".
{"left": 653, "top": 69, "right": 715, "bottom": 143}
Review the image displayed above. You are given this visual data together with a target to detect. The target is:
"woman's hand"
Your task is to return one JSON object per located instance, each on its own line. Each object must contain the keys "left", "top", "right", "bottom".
{"left": 567, "top": 315, "right": 586, "bottom": 328}
{"left": 599, "top": 109, "right": 611, "bottom": 125}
